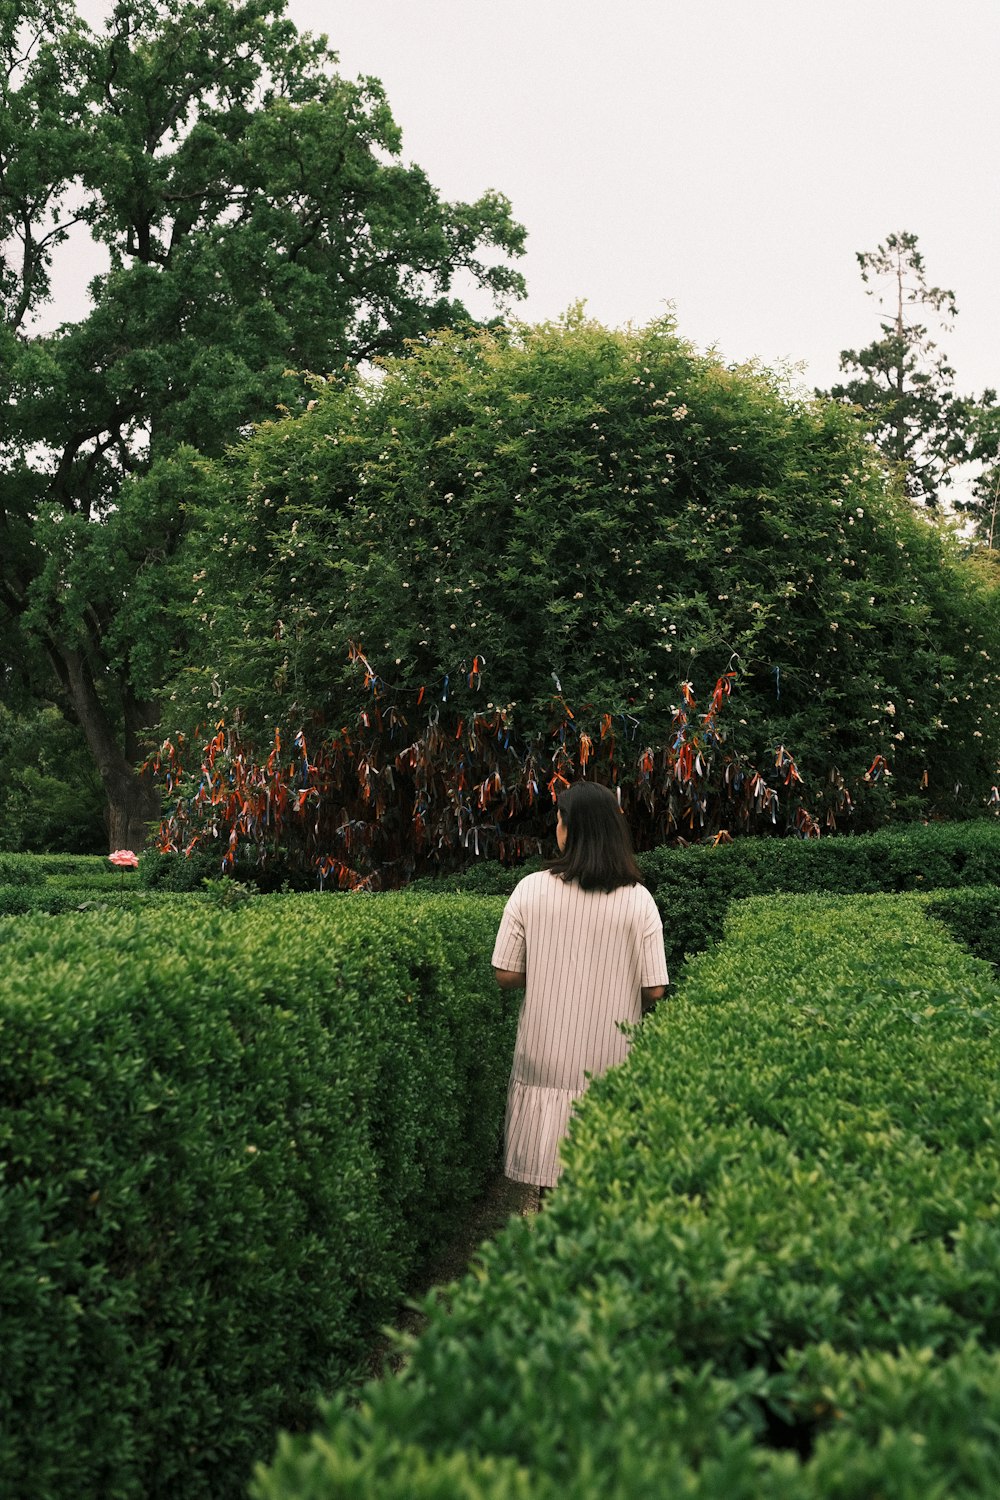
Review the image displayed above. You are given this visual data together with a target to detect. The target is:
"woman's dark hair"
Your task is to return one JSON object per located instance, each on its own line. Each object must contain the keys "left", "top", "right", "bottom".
{"left": 547, "top": 782, "right": 644, "bottom": 892}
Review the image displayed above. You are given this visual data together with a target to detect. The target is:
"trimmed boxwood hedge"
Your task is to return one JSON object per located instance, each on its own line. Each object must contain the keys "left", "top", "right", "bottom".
{"left": 0, "top": 854, "right": 148, "bottom": 915}
{"left": 0, "top": 852, "right": 44, "bottom": 886}
{"left": 253, "top": 893, "right": 1000, "bottom": 1498}
{"left": 0, "top": 883, "right": 87, "bottom": 916}
{"left": 641, "top": 819, "right": 1000, "bottom": 972}
{"left": 12, "top": 853, "right": 112, "bottom": 879}
{"left": 406, "top": 821, "right": 1000, "bottom": 973}
{"left": 927, "top": 885, "right": 1000, "bottom": 974}
{"left": 0, "top": 882, "right": 185, "bottom": 917}
{"left": 0, "top": 893, "right": 515, "bottom": 1500}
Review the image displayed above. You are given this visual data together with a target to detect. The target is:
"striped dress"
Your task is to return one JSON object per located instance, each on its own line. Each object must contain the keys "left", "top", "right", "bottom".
{"left": 492, "top": 870, "right": 669, "bottom": 1187}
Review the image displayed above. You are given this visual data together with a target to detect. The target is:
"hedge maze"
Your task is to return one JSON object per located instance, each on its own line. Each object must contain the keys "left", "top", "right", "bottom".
{"left": 1, "top": 824, "right": 999, "bottom": 1497}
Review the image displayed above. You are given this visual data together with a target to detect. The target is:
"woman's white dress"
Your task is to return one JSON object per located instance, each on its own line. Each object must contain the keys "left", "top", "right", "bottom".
{"left": 492, "top": 871, "right": 669, "bottom": 1187}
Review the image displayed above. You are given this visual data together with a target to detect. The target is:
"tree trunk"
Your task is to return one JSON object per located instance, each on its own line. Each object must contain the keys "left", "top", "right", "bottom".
{"left": 57, "top": 648, "right": 161, "bottom": 854}
{"left": 103, "top": 761, "right": 162, "bottom": 855}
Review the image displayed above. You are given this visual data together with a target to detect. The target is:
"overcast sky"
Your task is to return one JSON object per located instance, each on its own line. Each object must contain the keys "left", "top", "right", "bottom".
{"left": 70, "top": 0, "right": 999, "bottom": 402}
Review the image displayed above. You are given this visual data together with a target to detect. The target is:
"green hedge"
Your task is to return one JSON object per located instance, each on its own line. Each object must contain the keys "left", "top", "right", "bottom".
{"left": 927, "top": 885, "right": 1000, "bottom": 974}
{"left": 642, "top": 819, "right": 1000, "bottom": 971}
{"left": 45, "top": 870, "right": 135, "bottom": 894}
{"left": 15, "top": 853, "right": 113, "bottom": 878}
{"left": 0, "top": 882, "right": 178, "bottom": 917}
{"left": 0, "top": 854, "right": 145, "bottom": 913}
{"left": 253, "top": 893, "right": 1000, "bottom": 1497}
{"left": 258, "top": 1344, "right": 1000, "bottom": 1498}
{"left": 0, "top": 883, "right": 87, "bottom": 916}
{"left": 404, "top": 822, "right": 1000, "bottom": 974}
{"left": 0, "top": 852, "right": 44, "bottom": 886}
{"left": 0, "top": 893, "right": 515, "bottom": 1500}
{"left": 138, "top": 849, "right": 246, "bottom": 891}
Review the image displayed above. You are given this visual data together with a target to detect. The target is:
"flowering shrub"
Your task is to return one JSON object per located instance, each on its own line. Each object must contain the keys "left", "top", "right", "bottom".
{"left": 172, "top": 315, "right": 1000, "bottom": 836}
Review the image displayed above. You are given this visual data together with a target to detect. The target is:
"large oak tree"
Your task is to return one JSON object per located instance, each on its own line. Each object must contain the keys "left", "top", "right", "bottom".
{"left": 0, "top": 0, "right": 525, "bottom": 849}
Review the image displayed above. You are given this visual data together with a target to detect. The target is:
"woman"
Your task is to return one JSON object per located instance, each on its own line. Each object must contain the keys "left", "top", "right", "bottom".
{"left": 492, "top": 782, "right": 668, "bottom": 1193}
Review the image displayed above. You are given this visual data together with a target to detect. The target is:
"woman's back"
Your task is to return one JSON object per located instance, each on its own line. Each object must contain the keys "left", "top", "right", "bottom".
{"left": 497, "top": 870, "right": 664, "bottom": 1090}
{"left": 492, "top": 783, "right": 669, "bottom": 1188}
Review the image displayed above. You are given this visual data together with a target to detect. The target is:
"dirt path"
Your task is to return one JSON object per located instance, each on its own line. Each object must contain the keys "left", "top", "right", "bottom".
{"left": 363, "top": 1174, "right": 537, "bottom": 1379}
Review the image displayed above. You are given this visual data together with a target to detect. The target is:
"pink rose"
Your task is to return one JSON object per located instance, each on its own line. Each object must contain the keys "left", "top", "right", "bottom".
{"left": 108, "top": 849, "right": 140, "bottom": 869}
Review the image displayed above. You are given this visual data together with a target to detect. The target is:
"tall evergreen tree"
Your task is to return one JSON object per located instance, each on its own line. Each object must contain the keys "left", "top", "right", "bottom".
{"left": 820, "top": 231, "right": 968, "bottom": 509}
{"left": 962, "top": 398, "right": 1000, "bottom": 548}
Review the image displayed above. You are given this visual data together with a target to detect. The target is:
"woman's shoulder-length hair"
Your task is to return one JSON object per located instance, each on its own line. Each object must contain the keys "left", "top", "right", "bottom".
{"left": 546, "top": 782, "right": 645, "bottom": 892}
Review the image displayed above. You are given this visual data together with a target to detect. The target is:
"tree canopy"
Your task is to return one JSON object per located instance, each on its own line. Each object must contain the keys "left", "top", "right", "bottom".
{"left": 160, "top": 312, "right": 1000, "bottom": 879}
{"left": 819, "top": 231, "right": 990, "bottom": 512}
{"left": 963, "top": 401, "right": 1000, "bottom": 547}
{"left": 0, "top": 0, "right": 525, "bottom": 849}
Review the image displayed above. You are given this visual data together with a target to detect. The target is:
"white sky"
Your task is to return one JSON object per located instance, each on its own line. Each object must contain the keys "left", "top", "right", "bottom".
{"left": 69, "top": 0, "right": 1000, "bottom": 401}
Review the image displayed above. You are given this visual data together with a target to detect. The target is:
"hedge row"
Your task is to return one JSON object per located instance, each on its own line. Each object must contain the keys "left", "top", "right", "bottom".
{"left": 0, "top": 883, "right": 195, "bottom": 918}
{"left": 12, "top": 853, "right": 113, "bottom": 879}
{"left": 0, "top": 852, "right": 44, "bottom": 886}
{"left": 927, "top": 886, "right": 1000, "bottom": 973}
{"left": 0, "top": 853, "right": 149, "bottom": 915}
{"left": 0, "top": 865, "right": 269, "bottom": 916}
{"left": 0, "top": 883, "right": 90, "bottom": 916}
{"left": 254, "top": 893, "right": 1000, "bottom": 1498}
{"left": 642, "top": 819, "right": 1000, "bottom": 971}
{"left": 0, "top": 894, "right": 515, "bottom": 1500}
{"left": 407, "top": 821, "right": 1000, "bottom": 972}
{"left": 43, "top": 819, "right": 997, "bottom": 962}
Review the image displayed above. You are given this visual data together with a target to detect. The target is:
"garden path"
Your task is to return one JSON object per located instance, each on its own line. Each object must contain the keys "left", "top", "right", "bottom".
{"left": 363, "top": 1174, "right": 536, "bottom": 1379}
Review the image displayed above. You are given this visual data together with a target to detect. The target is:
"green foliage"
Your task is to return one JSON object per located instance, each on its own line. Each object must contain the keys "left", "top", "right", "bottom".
{"left": 0, "top": 851, "right": 180, "bottom": 913}
{"left": 200, "top": 876, "right": 258, "bottom": 908}
{"left": 1, "top": 0, "right": 525, "bottom": 848}
{"left": 0, "top": 852, "right": 154, "bottom": 912}
{"left": 641, "top": 818, "right": 1000, "bottom": 971}
{"left": 179, "top": 314, "right": 1000, "bottom": 827}
{"left": 0, "top": 884, "right": 87, "bottom": 916}
{"left": 252, "top": 894, "right": 1000, "bottom": 1498}
{"left": 0, "top": 854, "right": 44, "bottom": 887}
{"left": 138, "top": 845, "right": 318, "bottom": 893}
{"left": 962, "top": 404, "right": 1000, "bottom": 546}
{"left": 926, "top": 886, "right": 1000, "bottom": 973}
{"left": 0, "top": 893, "right": 516, "bottom": 1499}
{"left": 820, "top": 231, "right": 976, "bottom": 509}
{"left": 0, "top": 705, "right": 106, "bottom": 853}
{"left": 138, "top": 848, "right": 225, "bottom": 891}
{"left": 11, "top": 852, "right": 110, "bottom": 878}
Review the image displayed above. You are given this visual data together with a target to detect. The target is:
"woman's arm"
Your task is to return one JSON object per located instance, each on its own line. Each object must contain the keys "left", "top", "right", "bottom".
{"left": 641, "top": 984, "right": 665, "bottom": 1015}
{"left": 494, "top": 968, "right": 526, "bottom": 991}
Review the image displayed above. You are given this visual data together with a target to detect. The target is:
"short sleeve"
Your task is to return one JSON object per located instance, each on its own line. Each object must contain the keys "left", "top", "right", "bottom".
{"left": 492, "top": 885, "right": 527, "bottom": 973}
{"left": 640, "top": 891, "right": 669, "bottom": 988}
